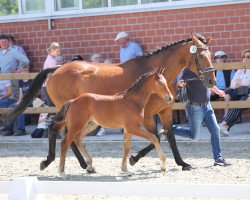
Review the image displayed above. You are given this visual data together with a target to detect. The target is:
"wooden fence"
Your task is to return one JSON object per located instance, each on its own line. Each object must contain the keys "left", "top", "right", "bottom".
{"left": 0, "top": 62, "right": 249, "bottom": 114}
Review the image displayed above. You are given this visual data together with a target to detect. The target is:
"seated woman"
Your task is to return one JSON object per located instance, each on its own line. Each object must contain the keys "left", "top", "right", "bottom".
{"left": 219, "top": 49, "right": 250, "bottom": 136}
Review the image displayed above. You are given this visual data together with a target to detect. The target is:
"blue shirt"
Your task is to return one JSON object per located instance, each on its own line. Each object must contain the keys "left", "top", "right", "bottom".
{"left": 120, "top": 41, "right": 143, "bottom": 63}
{"left": 216, "top": 70, "right": 235, "bottom": 90}
{"left": 0, "top": 47, "right": 30, "bottom": 73}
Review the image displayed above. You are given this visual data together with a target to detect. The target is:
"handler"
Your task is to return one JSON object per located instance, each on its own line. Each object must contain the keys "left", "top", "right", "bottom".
{"left": 175, "top": 66, "right": 231, "bottom": 167}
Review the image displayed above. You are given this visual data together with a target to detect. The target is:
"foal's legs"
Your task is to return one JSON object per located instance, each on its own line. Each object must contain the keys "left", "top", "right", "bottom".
{"left": 121, "top": 132, "right": 132, "bottom": 175}
{"left": 129, "top": 113, "right": 160, "bottom": 166}
{"left": 126, "top": 125, "right": 166, "bottom": 172}
{"left": 74, "top": 122, "right": 99, "bottom": 173}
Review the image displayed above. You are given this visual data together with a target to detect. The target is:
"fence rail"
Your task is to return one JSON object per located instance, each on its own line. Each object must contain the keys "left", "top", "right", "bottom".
{"left": 0, "top": 62, "right": 249, "bottom": 114}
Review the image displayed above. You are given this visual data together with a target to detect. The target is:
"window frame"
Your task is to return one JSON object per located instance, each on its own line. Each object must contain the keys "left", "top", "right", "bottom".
{"left": 0, "top": 0, "right": 248, "bottom": 22}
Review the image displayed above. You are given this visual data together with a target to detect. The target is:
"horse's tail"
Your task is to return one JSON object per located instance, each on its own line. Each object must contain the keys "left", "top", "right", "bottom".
{"left": 40, "top": 102, "right": 70, "bottom": 170}
{"left": 0, "top": 67, "right": 59, "bottom": 125}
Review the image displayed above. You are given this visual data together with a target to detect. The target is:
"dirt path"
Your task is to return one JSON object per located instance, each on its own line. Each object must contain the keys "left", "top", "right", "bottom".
{"left": 0, "top": 141, "right": 249, "bottom": 199}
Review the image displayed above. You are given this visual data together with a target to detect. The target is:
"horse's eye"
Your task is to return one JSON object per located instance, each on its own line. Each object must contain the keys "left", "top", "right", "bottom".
{"left": 157, "top": 81, "right": 163, "bottom": 85}
{"left": 199, "top": 55, "right": 203, "bottom": 59}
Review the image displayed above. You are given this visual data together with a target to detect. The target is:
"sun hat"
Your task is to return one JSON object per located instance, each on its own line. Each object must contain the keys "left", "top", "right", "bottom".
{"left": 33, "top": 98, "right": 45, "bottom": 107}
{"left": 214, "top": 51, "right": 227, "bottom": 59}
{"left": 114, "top": 32, "right": 128, "bottom": 41}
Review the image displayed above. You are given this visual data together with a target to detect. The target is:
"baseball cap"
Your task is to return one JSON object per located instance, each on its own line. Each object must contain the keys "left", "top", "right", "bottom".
{"left": 114, "top": 32, "right": 128, "bottom": 41}
{"left": 214, "top": 51, "right": 227, "bottom": 59}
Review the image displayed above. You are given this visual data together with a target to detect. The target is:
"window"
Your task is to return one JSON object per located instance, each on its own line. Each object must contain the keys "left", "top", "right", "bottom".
{"left": 142, "top": 0, "right": 168, "bottom": 3}
{"left": 0, "top": 0, "right": 18, "bottom": 16}
{"left": 22, "top": 0, "right": 45, "bottom": 14}
{"left": 55, "top": 0, "right": 79, "bottom": 11}
{"left": 0, "top": 0, "right": 245, "bottom": 21}
{"left": 83, "top": 0, "right": 108, "bottom": 9}
{"left": 112, "top": 0, "right": 137, "bottom": 6}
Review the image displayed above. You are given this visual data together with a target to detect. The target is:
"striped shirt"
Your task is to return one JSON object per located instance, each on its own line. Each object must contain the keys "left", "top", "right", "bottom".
{"left": 0, "top": 46, "right": 30, "bottom": 73}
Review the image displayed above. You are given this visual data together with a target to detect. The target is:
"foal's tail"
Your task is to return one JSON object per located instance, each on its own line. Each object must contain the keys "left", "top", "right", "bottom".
{"left": 40, "top": 102, "right": 70, "bottom": 170}
{"left": 0, "top": 67, "right": 59, "bottom": 125}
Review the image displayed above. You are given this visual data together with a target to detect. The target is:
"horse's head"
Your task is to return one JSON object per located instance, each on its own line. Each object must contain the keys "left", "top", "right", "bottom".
{"left": 153, "top": 67, "right": 174, "bottom": 103}
{"left": 186, "top": 33, "right": 216, "bottom": 88}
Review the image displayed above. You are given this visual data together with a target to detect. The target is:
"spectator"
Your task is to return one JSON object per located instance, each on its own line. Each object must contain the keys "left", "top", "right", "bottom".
{"left": 114, "top": 31, "right": 143, "bottom": 63}
{"left": 3, "top": 66, "right": 33, "bottom": 136}
{"left": 42, "top": 42, "right": 61, "bottom": 106}
{"left": 0, "top": 34, "right": 30, "bottom": 73}
{"left": 41, "top": 42, "right": 61, "bottom": 138}
{"left": 89, "top": 52, "right": 106, "bottom": 136}
{"left": 90, "top": 52, "right": 103, "bottom": 63}
{"left": 174, "top": 67, "right": 230, "bottom": 166}
{"left": 31, "top": 98, "right": 47, "bottom": 138}
{"left": 8, "top": 35, "right": 26, "bottom": 55}
{"left": 72, "top": 55, "right": 83, "bottom": 61}
{"left": 104, "top": 58, "right": 114, "bottom": 64}
{"left": 0, "top": 80, "right": 15, "bottom": 108}
{"left": 210, "top": 51, "right": 235, "bottom": 101}
{"left": 219, "top": 49, "right": 250, "bottom": 137}
{"left": 114, "top": 32, "right": 143, "bottom": 135}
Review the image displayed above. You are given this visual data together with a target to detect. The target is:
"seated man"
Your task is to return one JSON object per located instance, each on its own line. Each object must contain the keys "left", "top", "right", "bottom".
{"left": 210, "top": 50, "right": 235, "bottom": 101}
{"left": 4, "top": 67, "right": 33, "bottom": 136}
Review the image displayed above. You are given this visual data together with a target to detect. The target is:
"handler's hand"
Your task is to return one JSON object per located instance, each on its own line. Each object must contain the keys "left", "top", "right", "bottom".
{"left": 177, "top": 80, "right": 186, "bottom": 88}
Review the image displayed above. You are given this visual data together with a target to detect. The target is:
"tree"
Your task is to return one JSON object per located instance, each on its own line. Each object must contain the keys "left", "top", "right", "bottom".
{"left": 0, "top": 0, "right": 18, "bottom": 16}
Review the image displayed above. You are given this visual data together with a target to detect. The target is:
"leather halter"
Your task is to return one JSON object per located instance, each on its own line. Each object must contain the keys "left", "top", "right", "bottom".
{"left": 189, "top": 45, "right": 215, "bottom": 81}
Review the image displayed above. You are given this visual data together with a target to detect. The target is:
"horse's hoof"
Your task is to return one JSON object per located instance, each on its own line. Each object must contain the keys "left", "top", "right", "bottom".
{"left": 182, "top": 164, "right": 192, "bottom": 171}
{"left": 129, "top": 155, "right": 137, "bottom": 166}
{"left": 40, "top": 161, "right": 46, "bottom": 171}
{"left": 86, "top": 167, "right": 96, "bottom": 174}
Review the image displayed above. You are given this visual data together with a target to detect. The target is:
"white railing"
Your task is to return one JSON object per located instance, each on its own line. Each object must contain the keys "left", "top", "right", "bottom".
{"left": 0, "top": 177, "right": 250, "bottom": 200}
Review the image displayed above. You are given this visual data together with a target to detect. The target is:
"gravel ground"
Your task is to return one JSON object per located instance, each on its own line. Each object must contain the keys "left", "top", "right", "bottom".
{"left": 0, "top": 140, "right": 249, "bottom": 200}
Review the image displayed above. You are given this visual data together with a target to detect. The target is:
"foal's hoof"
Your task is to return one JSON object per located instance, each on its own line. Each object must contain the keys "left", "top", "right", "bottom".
{"left": 86, "top": 167, "right": 96, "bottom": 174}
{"left": 129, "top": 155, "right": 137, "bottom": 166}
{"left": 161, "top": 168, "right": 166, "bottom": 175}
{"left": 182, "top": 164, "right": 192, "bottom": 171}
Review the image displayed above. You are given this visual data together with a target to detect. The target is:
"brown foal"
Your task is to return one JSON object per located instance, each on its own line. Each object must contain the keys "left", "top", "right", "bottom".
{"left": 40, "top": 67, "right": 173, "bottom": 178}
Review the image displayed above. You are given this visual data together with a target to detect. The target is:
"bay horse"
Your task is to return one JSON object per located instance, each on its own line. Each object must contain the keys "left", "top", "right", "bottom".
{"left": 0, "top": 33, "right": 215, "bottom": 171}
{"left": 40, "top": 67, "right": 173, "bottom": 178}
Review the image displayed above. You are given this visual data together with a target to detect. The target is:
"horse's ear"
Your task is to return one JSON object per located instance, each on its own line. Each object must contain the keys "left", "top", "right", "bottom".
{"left": 159, "top": 66, "right": 165, "bottom": 74}
{"left": 206, "top": 35, "right": 213, "bottom": 44}
{"left": 156, "top": 66, "right": 164, "bottom": 75}
{"left": 191, "top": 33, "right": 201, "bottom": 46}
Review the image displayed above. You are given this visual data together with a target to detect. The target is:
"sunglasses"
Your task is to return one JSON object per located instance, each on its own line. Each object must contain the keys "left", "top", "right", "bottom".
{"left": 214, "top": 56, "right": 225, "bottom": 59}
{"left": 242, "top": 55, "right": 250, "bottom": 59}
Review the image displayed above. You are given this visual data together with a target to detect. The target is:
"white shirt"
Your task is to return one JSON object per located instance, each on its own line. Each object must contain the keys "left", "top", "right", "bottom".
{"left": 230, "top": 69, "right": 250, "bottom": 89}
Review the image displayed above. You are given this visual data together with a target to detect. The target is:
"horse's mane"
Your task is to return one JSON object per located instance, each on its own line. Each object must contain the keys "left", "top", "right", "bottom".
{"left": 142, "top": 33, "right": 207, "bottom": 57}
{"left": 122, "top": 70, "right": 155, "bottom": 95}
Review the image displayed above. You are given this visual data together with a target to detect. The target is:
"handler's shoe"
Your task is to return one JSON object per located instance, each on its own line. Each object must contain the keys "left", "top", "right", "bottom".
{"left": 13, "top": 129, "right": 26, "bottom": 136}
{"left": 3, "top": 130, "right": 14, "bottom": 136}
{"left": 214, "top": 158, "right": 231, "bottom": 166}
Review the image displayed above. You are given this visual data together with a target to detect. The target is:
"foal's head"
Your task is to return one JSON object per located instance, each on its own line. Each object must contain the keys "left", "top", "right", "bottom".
{"left": 151, "top": 67, "right": 173, "bottom": 103}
